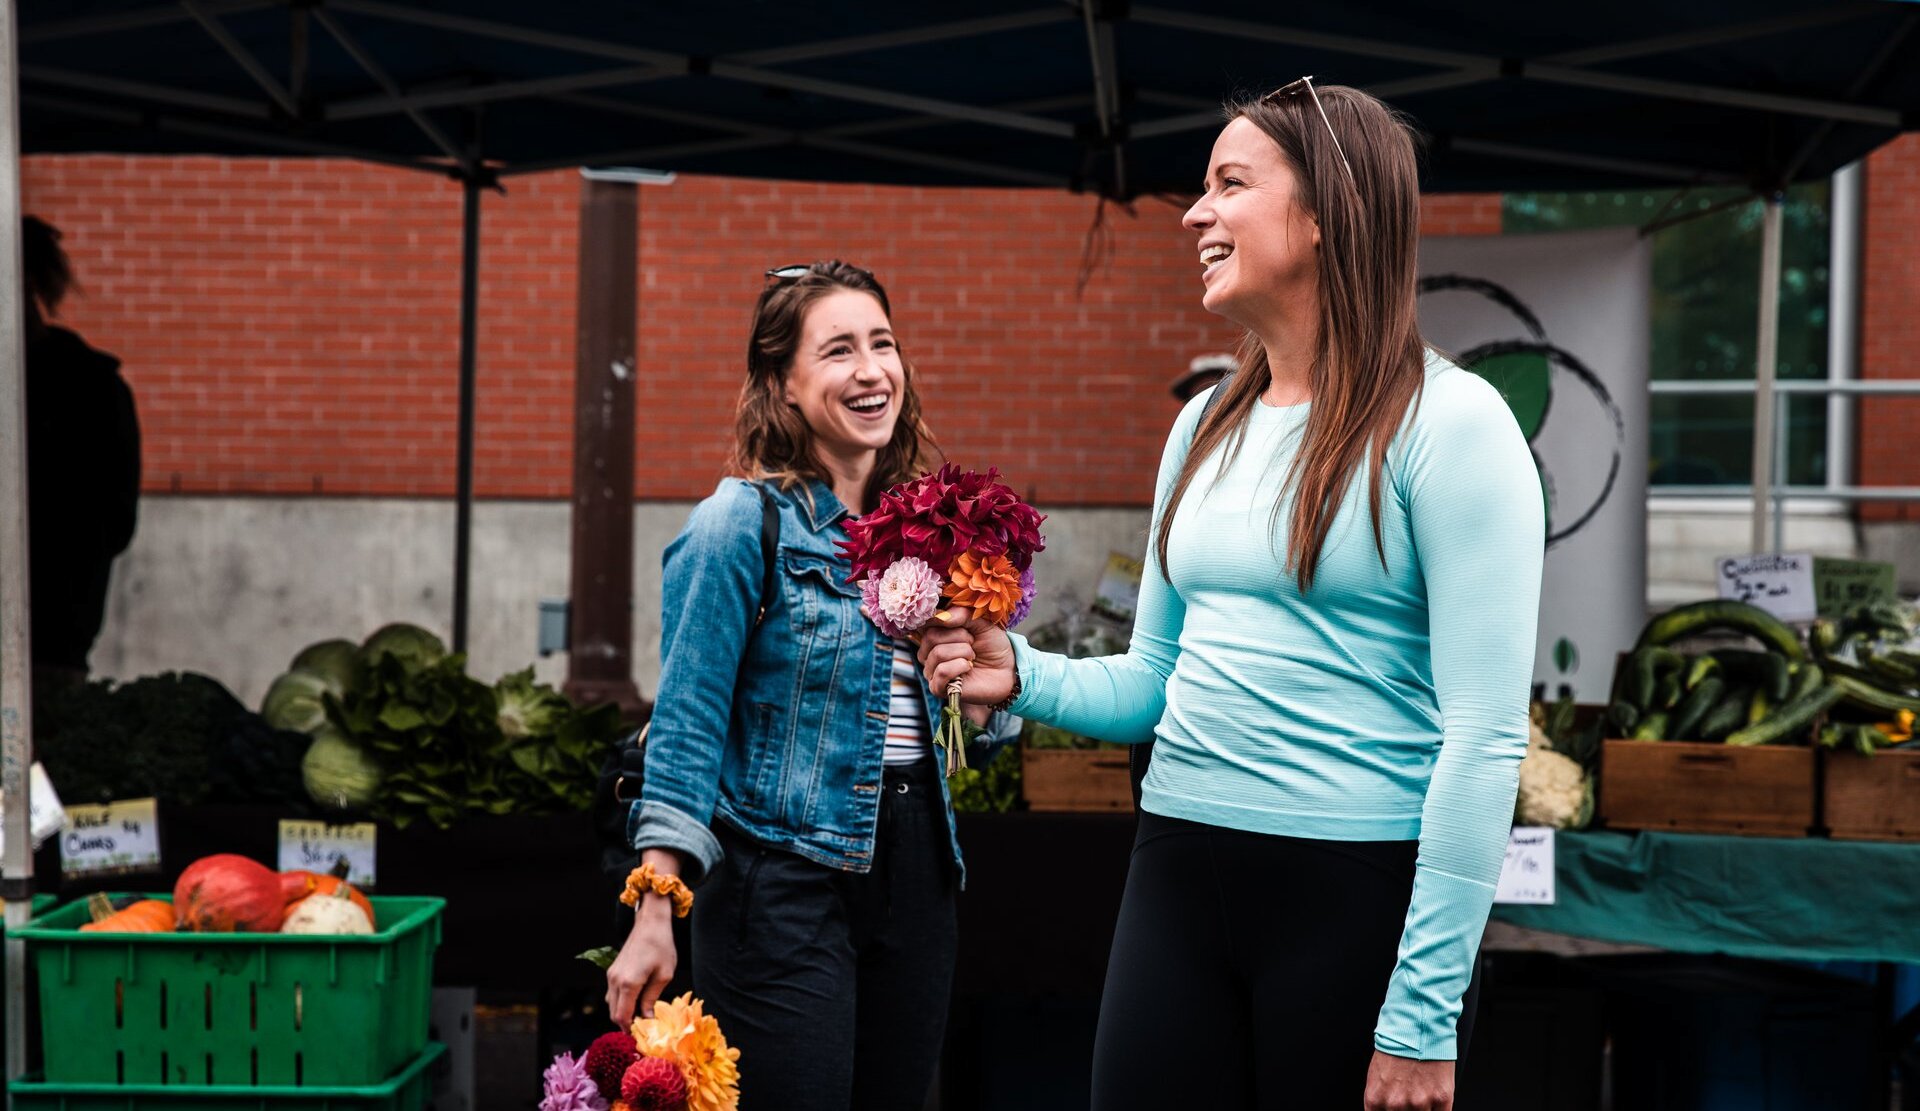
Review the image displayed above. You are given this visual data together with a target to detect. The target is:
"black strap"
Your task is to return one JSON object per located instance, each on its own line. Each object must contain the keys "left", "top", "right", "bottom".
{"left": 1129, "top": 377, "right": 1232, "bottom": 811}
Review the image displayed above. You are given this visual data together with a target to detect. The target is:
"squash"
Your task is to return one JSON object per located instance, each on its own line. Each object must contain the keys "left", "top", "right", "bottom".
{"left": 278, "top": 870, "right": 375, "bottom": 930}
{"left": 281, "top": 885, "right": 374, "bottom": 935}
{"left": 174, "top": 854, "right": 284, "bottom": 933}
{"left": 80, "top": 893, "right": 174, "bottom": 933}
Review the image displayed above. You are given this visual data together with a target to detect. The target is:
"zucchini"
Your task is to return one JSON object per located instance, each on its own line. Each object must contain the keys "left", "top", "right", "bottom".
{"left": 1670, "top": 677, "right": 1724, "bottom": 740}
{"left": 1748, "top": 687, "right": 1773, "bottom": 727}
{"left": 1625, "top": 647, "right": 1685, "bottom": 710}
{"left": 1864, "top": 652, "right": 1919, "bottom": 687}
{"left": 1811, "top": 618, "right": 1840, "bottom": 656}
{"left": 1654, "top": 673, "right": 1683, "bottom": 711}
{"left": 1631, "top": 711, "right": 1671, "bottom": 742}
{"left": 1830, "top": 674, "right": 1920, "bottom": 716}
{"left": 1685, "top": 655, "right": 1721, "bottom": 690}
{"left": 1706, "top": 649, "right": 1791, "bottom": 701}
{"left": 1784, "top": 662, "right": 1824, "bottom": 705}
{"left": 1726, "top": 683, "right": 1844, "bottom": 747}
{"left": 1698, "top": 687, "right": 1753, "bottom": 741}
{"left": 1606, "top": 699, "right": 1640, "bottom": 735}
{"left": 1634, "top": 600, "right": 1805, "bottom": 661}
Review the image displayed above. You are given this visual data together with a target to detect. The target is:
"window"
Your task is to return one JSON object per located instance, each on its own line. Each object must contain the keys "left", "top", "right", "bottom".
{"left": 1503, "top": 184, "right": 1832, "bottom": 487}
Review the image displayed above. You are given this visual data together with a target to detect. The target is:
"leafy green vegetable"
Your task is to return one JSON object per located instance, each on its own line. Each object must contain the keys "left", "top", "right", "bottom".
{"left": 262, "top": 669, "right": 338, "bottom": 734}
{"left": 495, "top": 667, "right": 569, "bottom": 740}
{"left": 359, "top": 622, "right": 447, "bottom": 674}
{"left": 291, "top": 639, "right": 360, "bottom": 693}
{"left": 302, "top": 725, "right": 384, "bottom": 811}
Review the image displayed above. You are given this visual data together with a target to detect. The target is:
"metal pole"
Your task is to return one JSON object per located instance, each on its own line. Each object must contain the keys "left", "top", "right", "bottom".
{"left": 1749, "top": 194, "right": 1784, "bottom": 554}
{"left": 563, "top": 172, "right": 642, "bottom": 715}
{"left": 1827, "top": 162, "right": 1862, "bottom": 494}
{"left": 0, "top": 0, "right": 35, "bottom": 1091}
{"left": 452, "top": 176, "right": 480, "bottom": 653}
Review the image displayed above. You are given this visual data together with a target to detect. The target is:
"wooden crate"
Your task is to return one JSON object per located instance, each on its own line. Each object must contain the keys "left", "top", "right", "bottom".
{"left": 1823, "top": 748, "right": 1920, "bottom": 842}
{"left": 1598, "top": 740, "right": 1815, "bottom": 837}
{"left": 1020, "top": 747, "right": 1133, "bottom": 812}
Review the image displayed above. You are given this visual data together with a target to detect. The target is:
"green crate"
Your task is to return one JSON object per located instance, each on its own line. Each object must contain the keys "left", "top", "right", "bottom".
{"left": 8, "top": 1041, "right": 444, "bottom": 1111}
{"left": 17, "top": 895, "right": 443, "bottom": 1088}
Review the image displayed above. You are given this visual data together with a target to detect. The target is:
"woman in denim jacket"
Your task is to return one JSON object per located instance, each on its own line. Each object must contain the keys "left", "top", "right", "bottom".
{"left": 605, "top": 260, "right": 979, "bottom": 1111}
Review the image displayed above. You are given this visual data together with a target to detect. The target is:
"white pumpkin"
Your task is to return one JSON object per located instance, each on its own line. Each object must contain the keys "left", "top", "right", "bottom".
{"left": 281, "top": 887, "right": 374, "bottom": 935}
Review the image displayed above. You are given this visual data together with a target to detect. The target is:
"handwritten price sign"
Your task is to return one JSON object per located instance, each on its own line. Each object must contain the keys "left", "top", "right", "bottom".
{"left": 61, "top": 798, "right": 161, "bottom": 877}
{"left": 1494, "top": 827, "right": 1556, "bottom": 905}
{"left": 276, "top": 821, "right": 377, "bottom": 888}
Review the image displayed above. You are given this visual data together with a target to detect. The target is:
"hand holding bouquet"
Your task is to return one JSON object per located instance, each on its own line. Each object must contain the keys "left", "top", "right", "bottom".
{"left": 839, "top": 464, "right": 1046, "bottom": 775}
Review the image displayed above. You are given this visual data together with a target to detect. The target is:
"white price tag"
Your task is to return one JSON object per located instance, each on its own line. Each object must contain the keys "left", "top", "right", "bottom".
{"left": 60, "top": 798, "right": 161, "bottom": 877}
{"left": 1716, "top": 552, "right": 1816, "bottom": 622}
{"left": 277, "top": 821, "right": 376, "bottom": 888}
{"left": 1494, "top": 827, "right": 1556, "bottom": 905}
{"left": 0, "top": 763, "right": 70, "bottom": 856}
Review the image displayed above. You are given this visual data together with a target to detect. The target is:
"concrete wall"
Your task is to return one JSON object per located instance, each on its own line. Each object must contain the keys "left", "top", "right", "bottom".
{"left": 91, "top": 497, "right": 1154, "bottom": 707}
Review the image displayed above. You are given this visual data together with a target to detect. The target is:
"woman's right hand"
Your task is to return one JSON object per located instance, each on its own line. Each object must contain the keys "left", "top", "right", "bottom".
{"left": 917, "top": 607, "right": 1017, "bottom": 707}
{"left": 606, "top": 852, "right": 683, "bottom": 1026}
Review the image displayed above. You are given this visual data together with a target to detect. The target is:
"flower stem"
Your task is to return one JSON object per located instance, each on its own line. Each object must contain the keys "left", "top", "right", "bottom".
{"left": 940, "top": 679, "right": 968, "bottom": 777}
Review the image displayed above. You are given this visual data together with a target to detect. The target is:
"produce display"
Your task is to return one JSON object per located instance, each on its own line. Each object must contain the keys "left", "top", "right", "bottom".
{"left": 1606, "top": 599, "right": 1918, "bottom": 752}
{"left": 264, "top": 623, "right": 630, "bottom": 828}
{"left": 71, "top": 853, "right": 376, "bottom": 935}
{"left": 1516, "top": 701, "right": 1594, "bottom": 829}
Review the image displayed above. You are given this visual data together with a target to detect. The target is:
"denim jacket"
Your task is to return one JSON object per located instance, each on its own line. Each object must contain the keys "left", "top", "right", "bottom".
{"left": 631, "top": 476, "right": 1007, "bottom": 886}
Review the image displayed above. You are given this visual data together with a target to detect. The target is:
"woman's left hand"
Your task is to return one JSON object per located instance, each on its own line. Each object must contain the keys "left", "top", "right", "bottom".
{"left": 1363, "top": 1051, "right": 1453, "bottom": 1110}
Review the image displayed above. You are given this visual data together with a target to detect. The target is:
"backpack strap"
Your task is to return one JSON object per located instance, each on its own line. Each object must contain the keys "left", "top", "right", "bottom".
{"left": 1130, "top": 375, "right": 1232, "bottom": 811}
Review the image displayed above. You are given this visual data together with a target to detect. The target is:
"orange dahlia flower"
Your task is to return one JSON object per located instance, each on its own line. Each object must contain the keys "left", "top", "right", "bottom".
{"left": 947, "top": 551, "right": 1023, "bottom": 627}
{"left": 630, "top": 995, "right": 740, "bottom": 1111}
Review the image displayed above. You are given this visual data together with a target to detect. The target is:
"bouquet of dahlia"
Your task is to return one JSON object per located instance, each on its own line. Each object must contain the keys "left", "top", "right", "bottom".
{"left": 543, "top": 995, "right": 741, "bottom": 1111}
{"left": 839, "top": 464, "right": 1046, "bottom": 775}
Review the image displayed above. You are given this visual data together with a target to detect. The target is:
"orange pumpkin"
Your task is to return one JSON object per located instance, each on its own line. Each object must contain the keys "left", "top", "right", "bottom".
{"left": 81, "top": 896, "right": 175, "bottom": 933}
{"left": 278, "top": 870, "right": 375, "bottom": 930}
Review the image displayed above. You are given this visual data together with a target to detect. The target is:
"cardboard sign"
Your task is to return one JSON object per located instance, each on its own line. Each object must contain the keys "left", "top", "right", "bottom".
{"left": 277, "top": 820, "right": 377, "bottom": 888}
{"left": 1494, "top": 827, "right": 1556, "bottom": 905}
{"left": 1716, "top": 552, "right": 1816, "bottom": 622}
{"left": 1812, "top": 557, "right": 1898, "bottom": 619}
{"left": 61, "top": 798, "right": 161, "bottom": 877}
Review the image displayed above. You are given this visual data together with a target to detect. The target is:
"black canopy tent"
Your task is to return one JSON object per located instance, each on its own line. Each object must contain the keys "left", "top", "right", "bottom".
{"left": 5, "top": 0, "right": 1920, "bottom": 1077}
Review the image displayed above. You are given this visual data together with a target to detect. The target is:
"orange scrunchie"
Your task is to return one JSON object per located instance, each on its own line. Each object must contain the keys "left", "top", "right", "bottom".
{"left": 620, "top": 864, "right": 694, "bottom": 918}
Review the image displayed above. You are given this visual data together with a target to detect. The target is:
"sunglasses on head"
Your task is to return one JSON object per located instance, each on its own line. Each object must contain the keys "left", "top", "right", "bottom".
{"left": 1263, "top": 76, "right": 1355, "bottom": 188}
{"left": 763, "top": 262, "right": 876, "bottom": 283}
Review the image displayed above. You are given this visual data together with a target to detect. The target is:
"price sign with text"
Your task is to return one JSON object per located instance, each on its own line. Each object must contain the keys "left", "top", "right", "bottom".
{"left": 1716, "top": 553, "right": 1817, "bottom": 622}
{"left": 277, "top": 821, "right": 377, "bottom": 887}
{"left": 1494, "top": 827, "right": 1556, "bottom": 905}
{"left": 61, "top": 798, "right": 161, "bottom": 877}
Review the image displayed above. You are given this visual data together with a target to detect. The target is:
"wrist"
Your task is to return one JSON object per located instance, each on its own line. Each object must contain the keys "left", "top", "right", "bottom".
{"left": 991, "top": 670, "right": 1022, "bottom": 713}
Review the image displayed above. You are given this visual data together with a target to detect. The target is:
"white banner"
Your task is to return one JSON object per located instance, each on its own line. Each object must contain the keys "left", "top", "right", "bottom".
{"left": 1419, "top": 228, "right": 1652, "bottom": 703}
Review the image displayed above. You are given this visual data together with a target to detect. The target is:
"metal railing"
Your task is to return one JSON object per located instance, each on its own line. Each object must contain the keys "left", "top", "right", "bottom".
{"left": 1647, "top": 378, "right": 1920, "bottom": 549}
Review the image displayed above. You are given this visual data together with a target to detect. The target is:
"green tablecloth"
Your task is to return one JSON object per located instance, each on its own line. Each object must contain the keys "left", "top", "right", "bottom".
{"left": 1490, "top": 830, "right": 1920, "bottom": 965}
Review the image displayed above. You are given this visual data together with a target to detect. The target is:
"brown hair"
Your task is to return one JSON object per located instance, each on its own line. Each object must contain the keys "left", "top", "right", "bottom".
{"left": 731, "top": 260, "right": 937, "bottom": 510}
{"left": 1155, "top": 84, "right": 1428, "bottom": 592}
{"left": 23, "top": 216, "right": 74, "bottom": 324}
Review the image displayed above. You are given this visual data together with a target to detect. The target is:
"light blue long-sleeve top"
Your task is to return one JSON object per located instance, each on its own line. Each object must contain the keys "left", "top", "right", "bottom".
{"left": 1009, "top": 350, "right": 1544, "bottom": 1060}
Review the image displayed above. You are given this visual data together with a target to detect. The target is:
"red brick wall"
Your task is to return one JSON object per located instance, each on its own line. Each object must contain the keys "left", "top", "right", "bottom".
{"left": 1861, "top": 134, "right": 1920, "bottom": 522}
{"left": 24, "top": 156, "right": 1499, "bottom": 506}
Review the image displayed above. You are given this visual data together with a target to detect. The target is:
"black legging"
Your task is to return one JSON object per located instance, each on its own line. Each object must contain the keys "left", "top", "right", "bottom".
{"left": 1091, "top": 812, "right": 1480, "bottom": 1110}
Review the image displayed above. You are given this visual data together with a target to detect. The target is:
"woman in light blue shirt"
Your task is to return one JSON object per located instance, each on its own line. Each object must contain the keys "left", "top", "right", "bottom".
{"left": 920, "top": 82, "right": 1543, "bottom": 1111}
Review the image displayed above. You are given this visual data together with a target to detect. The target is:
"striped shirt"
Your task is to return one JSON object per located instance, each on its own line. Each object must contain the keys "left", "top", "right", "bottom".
{"left": 884, "top": 639, "right": 931, "bottom": 766}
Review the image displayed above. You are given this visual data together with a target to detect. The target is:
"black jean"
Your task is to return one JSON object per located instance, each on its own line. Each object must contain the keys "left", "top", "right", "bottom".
{"left": 692, "top": 756, "right": 958, "bottom": 1111}
{"left": 1090, "top": 812, "right": 1480, "bottom": 1110}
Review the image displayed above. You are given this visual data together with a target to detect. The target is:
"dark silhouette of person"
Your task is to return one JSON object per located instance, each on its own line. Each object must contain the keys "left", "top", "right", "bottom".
{"left": 24, "top": 216, "right": 140, "bottom": 684}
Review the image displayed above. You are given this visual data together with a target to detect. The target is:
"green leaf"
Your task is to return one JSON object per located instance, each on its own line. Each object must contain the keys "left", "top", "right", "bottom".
{"left": 578, "top": 946, "right": 617, "bottom": 970}
{"left": 378, "top": 702, "right": 428, "bottom": 732}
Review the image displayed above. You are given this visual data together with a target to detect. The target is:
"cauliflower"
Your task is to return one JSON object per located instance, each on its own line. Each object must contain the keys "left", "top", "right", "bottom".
{"left": 1514, "top": 731, "right": 1593, "bottom": 829}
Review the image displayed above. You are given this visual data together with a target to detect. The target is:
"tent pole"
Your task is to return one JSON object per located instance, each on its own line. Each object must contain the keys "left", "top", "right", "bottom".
{"left": 0, "top": 0, "right": 36, "bottom": 1092}
{"left": 453, "top": 175, "right": 480, "bottom": 652}
{"left": 1750, "top": 193, "right": 1785, "bottom": 554}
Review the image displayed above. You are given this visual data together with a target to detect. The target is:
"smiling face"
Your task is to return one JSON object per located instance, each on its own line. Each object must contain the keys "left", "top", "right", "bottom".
{"left": 780, "top": 288, "right": 904, "bottom": 467}
{"left": 1183, "top": 116, "right": 1323, "bottom": 333}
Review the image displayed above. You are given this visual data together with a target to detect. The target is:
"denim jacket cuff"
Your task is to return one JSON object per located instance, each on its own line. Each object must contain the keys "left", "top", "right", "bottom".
{"left": 630, "top": 800, "right": 725, "bottom": 885}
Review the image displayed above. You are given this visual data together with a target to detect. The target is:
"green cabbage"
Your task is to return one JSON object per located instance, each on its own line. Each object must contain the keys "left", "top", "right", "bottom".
{"left": 302, "top": 726, "right": 383, "bottom": 811}
{"left": 262, "top": 669, "right": 339, "bottom": 735}
{"left": 494, "top": 668, "right": 570, "bottom": 740}
{"left": 289, "top": 638, "right": 360, "bottom": 693}
{"left": 360, "top": 623, "right": 447, "bottom": 674}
